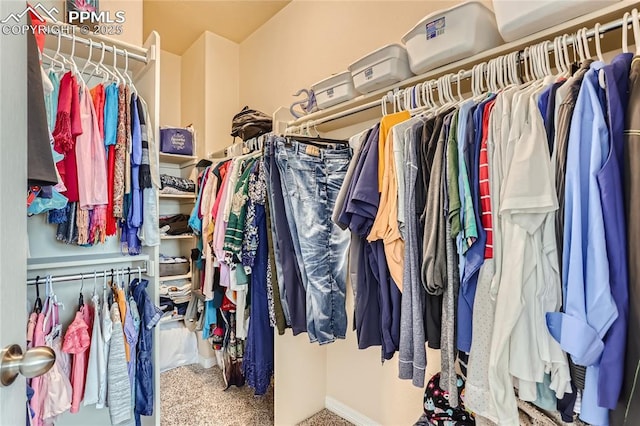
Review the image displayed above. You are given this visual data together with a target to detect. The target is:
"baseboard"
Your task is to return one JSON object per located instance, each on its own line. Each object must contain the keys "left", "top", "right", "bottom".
{"left": 198, "top": 355, "right": 217, "bottom": 369}
{"left": 325, "top": 396, "right": 381, "bottom": 426}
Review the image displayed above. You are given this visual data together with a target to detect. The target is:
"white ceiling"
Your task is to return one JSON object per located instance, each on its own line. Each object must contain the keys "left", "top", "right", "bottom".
{"left": 143, "top": 0, "right": 291, "bottom": 55}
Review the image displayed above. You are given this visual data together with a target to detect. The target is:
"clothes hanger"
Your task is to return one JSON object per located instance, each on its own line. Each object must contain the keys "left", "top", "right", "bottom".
{"left": 138, "top": 266, "right": 142, "bottom": 282}
{"left": 622, "top": 12, "right": 631, "bottom": 54}
{"left": 123, "top": 49, "right": 138, "bottom": 95}
{"left": 68, "top": 33, "right": 80, "bottom": 76}
{"left": 78, "top": 273, "right": 85, "bottom": 309}
{"left": 632, "top": 8, "right": 640, "bottom": 56}
{"left": 111, "top": 46, "right": 124, "bottom": 85}
{"left": 32, "top": 276, "right": 43, "bottom": 314}
{"left": 47, "top": 31, "right": 68, "bottom": 73}
{"left": 456, "top": 70, "right": 465, "bottom": 102}
{"left": 580, "top": 28, "right": 593, "bottom": 60}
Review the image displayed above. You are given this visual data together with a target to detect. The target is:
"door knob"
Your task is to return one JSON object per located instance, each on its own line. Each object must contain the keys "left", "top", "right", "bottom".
{"left": 0, "top": 344, "right": 55, "bottom": 386}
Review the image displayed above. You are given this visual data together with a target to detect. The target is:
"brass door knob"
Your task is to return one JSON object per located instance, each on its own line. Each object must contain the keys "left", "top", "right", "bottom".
{"left": 0, "top": 344, "right": 55, "bottom": 386}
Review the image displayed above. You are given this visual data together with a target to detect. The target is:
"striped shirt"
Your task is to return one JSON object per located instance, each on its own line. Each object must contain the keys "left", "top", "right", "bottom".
{"left": 479, "top": 100, "right": 496, "bottom": 259}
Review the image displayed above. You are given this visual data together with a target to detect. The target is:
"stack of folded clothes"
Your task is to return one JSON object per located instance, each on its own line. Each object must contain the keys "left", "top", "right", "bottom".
{"left": 160, "top": 174, "right": 196, "bottom": 195}
{"left": 159, "top": 214, "right": 192, "bottom": 236}
{"left": 160, "top": 278, "right": 192, "bottom": 320}
{"left": 159, "top": 254, "right": 190, "bottom": 277}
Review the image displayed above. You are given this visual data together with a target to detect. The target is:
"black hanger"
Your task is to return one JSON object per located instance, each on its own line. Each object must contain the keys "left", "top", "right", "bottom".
{"left": 286, "top": 135, "right": 349, "bottom": 149}
{"left": 127, "top": 267, "right": 132, "bottom": 294}
{"left": 33, "top": 276, "right": 42, "bottom": 314}
{"left": 78, "top": 274, "right": 84, "bottom": 308}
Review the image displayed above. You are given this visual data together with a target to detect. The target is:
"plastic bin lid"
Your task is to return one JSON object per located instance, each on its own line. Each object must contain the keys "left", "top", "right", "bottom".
{"left": 348, "top": 43, "right": 408, "bottom": 73}
{"left": 401, "top": 0, "right": 491, "bottom": 43}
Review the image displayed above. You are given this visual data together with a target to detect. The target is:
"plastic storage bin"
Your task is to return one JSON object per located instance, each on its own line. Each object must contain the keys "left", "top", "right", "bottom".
{"left": 312, "top": 71, "right": 358, "bottom": 110}
{"left": 348, "top": 44, "right": 414, "bottom": 94}
{"left": 493, "top": 0, "right": 620, "bottom": 42}
{"left": 402, "top": 1, "right": 503, "bottom": 75}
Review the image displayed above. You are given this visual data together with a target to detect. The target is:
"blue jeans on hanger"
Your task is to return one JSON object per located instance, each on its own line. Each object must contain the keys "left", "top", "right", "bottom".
{"left": 274, "top": 137, "right": 351, "bottom": 345}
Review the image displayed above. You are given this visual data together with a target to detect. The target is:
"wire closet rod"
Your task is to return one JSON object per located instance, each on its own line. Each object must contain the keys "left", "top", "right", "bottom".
{"left": 44, "top": 20, "right": 148, "bottom": 63}
{"left": 27, "top": 267, "right": 148, "bottom": 286}
{"left": 288, "top": 9, "right": 632, "bottom": 131}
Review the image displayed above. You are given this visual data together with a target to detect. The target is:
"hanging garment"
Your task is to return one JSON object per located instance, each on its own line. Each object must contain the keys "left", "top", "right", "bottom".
{"left": 107, "top": 303, "right": 132, "bottom": 425}
{"left": 612, "top": 55, "right": 640, "bottom": 425}
{"left": 264, "top": 137, "right": 303, "bottom": 334}
{"left": 83, "top": 292, "right": 105, "bottom": 407}
{"left": 89, "top": 84, "right": 105, "bottom": 140}
{"left": 113, "top": 84, "right": 127, "bottom": 218}
{"left": 595, "top": 53, "right": 633, "bottom": 411}
{"left": 104, "top": 83, "right": 119, "bottom": 236}
{"left": 97, "top": 284, "right": 113, "bottom": 409}
{"left": 62, "top": 307, "right": 91, "bottom": 413}
{"left": 28, "top": 312, "right": 46, "bottom": 426}
{"left": 398, "top": 119, "right": 427, "bottom": 388}
{"left": 338, "top": 125, "right": 384, "bottom": 351}
{"left": 243, "top": 164, "right": 274, "bottom": 395}
{"left": 52, "top": 72, "right": 82, "bottom": 202}
{"left": 137, "top": 96, "right": 161, "bottom": 247}
{"left": 41, "top": 300, "right": 73, "bottom": 423}
{"left": 76, "top": 84, "right": 108, "bottom": 210}
{"left": 130, "top": 278, "right": 163, "bottom": 425}
{"left": 27, "top": 21, "right": 57, "bottom": 187}
{"left": 274, "top": 137, "right": 351, "bottom": 345}
{"left": 546, "top": 62, "right": 617, "bottom": 426}
{"left": 45, "top": 71, "right": 60, "bottom": 133}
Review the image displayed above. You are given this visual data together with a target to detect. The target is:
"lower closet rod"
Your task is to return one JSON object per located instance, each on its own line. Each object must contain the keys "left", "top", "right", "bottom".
{"left": 26, "top": 267, "right": 148, "bottom": 286}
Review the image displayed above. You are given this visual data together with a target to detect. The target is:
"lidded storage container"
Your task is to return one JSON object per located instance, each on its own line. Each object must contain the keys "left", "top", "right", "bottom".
{"left": 312, "top": 71, "right": 358, "bottom": 110}
{"left": 402, "top": 1, "right": 504, "bottom": 75}
{"left": 492, "top": 0, "right": 620, "bottom": 42}
{"left": 348, "top": 44, "right": 414, "bottom": 94}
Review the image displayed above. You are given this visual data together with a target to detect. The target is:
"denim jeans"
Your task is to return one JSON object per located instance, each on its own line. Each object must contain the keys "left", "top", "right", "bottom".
{"left": 275, "top": 137, "right": 351, "bottom": 344}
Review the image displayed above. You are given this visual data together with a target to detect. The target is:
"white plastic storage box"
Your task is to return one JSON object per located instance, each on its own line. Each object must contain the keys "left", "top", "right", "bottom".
{"left": 402, "top": 1, "right": 503, "bottom": 75}
{"left": 312, "top": 71, "right": 358, "bottom": 110}
{"left": 348, "top": 44, "right": 414, "bottom": 94}
{"left": 493, "top": 0, "right": 620, "bottom": 42}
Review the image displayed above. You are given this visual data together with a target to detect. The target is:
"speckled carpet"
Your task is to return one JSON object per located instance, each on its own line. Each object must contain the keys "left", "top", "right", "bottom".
{"left": 160, "top": 364, "right": 274, "bottom": 426}
{"left": 297, "top": 409, "right": 353, "bottom": 426}
{"left": 160, "top": 364, "right": 351, "bottom": 426}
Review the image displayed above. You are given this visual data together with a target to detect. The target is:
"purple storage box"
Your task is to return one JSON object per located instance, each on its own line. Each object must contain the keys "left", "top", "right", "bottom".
{"left": 160, "top": 127, "right": 194, "bottom": 155}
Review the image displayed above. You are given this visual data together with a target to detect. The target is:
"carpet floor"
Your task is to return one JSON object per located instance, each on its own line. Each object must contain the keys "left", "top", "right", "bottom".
{"left": 160, "top": 364, "right": 274, "bottom": 426}
{"left": 160, "top": 364, "right": 351, "bottom": 426}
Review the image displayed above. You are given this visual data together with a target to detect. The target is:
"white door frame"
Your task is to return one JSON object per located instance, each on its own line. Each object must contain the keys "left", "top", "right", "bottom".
{"left": 0, "top": 0, "right": 29, "bottom": 424}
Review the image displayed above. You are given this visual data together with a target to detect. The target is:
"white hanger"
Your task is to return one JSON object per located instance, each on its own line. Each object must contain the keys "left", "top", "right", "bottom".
{"left": 456, "top": 70, "right": 465, "bottom": 101}
{"left": 581, "top": 27, "right": 592, "bottom": 60}
{"left": 593, "top": 23, "right": 604, "bottom": 62}
{"left": 553, "top": 37, "right": 565, "bottom": 75}
{"left": 575, "top": 29, "right": 586, "bottom": 63}
{"left": 138, "top": 266, "right": 142, "bottom": 282}
{"left": 111, "top": 46, "right": 124, "bottom": 85}
{"left": 68, "top": 33, "right": 80, "bottom": 76}
{"left": 123, "top": 49, "right": 138, "bottom": 95}
{"left": 632, "top": 8, "right": 640, "bottom": 56}
{"left": 522, "top": 47, "right": 531, "bottom": 82}
{"left": 562, "top": 34, "right": 572, "bottom": 73}
{"left": 623, "top": 12, "right": 631, "bottom": 54}
{"left": 47, "top": 31, "right": 68, "bottom": 73}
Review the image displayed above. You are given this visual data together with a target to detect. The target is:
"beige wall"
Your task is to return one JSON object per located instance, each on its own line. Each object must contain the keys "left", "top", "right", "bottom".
{"left": 203, "top": 31, "right": 241, "bottom": 156}
{"left": 180, "top": 33, "right": 206, "bottom": 158}
{"left": 179, "top": 31, "right": 240, "bottom": 158}
{"left": 39, "top": 0, "right": 143, "bottom": 45}
{"left": 240, "top": 0, "right": 491, "bottom": 115}
{"left": 238, "top": 1, "right": 478, "bottom": 424}
{"left": 160, "top": 49, "right": 182, "bottom": 127}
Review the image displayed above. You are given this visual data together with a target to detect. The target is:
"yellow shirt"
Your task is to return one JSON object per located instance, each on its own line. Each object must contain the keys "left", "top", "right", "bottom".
{"left": 378, "top": 111, "right": 410, "bottom": 192}
{"left": 368, "top": 124, "right": 406, "bottom": 290}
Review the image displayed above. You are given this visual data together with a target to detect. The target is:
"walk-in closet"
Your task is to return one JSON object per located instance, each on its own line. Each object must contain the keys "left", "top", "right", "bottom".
{"left": 3, "top": 1, "right": 640, "bottom": 425}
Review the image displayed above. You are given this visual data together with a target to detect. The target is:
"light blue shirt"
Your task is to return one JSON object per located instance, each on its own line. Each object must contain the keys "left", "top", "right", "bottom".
{"left": 546, "top": 62, "right": 618, "bottom": 426}
{"left": 455, "top": 100, "right": 476, "bottom": 277}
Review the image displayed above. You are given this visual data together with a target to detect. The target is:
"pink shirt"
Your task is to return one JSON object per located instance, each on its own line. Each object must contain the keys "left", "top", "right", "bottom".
{"left": 62, "top": 308, "right": 91, "bottom": 413}
{"left": 76, "top": 84, "right": 108, "bottom": 209}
